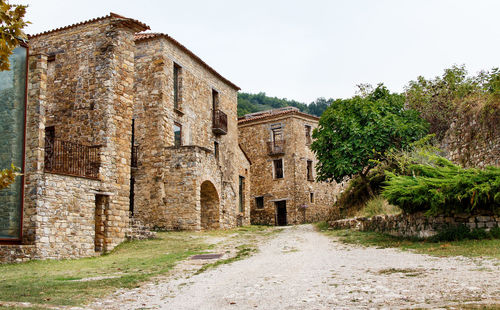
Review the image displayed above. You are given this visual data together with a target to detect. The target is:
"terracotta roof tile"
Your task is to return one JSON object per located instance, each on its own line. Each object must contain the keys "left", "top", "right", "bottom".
{"left": 238, "top": 107, "right": 319, "bottom": 125}
{"left": 134, "top": 32, "right": 240, "bottom": 91}
{"left": 28, "top": 12, "right": 150, "bottom": 39}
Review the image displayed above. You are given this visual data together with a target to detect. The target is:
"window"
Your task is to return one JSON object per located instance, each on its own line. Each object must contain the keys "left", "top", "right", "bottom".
{"left": 174, "top": 123, "right": 182, "bottom": 147}
{"left": 173, "top": 63, "right": 181, "bottom": 110}
{"left": 271, "top": 123, "right": 283, "bottom": 142}
{"left": 239, "top": 176, "right": 245, "bottom": 213}
{"left": 212, "top": 89, "right": 219, "bottom": 113}
{"left": 255, "top": 196, "right": 264, "bottom": 209}
{"left": 214, "top": 141, "right": 219, "bottom": 160}
{"left": 274, "top": 158, "right": 284, "bottom": 179}
{"left": 310, "top": 192, "right": 314, "bottom": 203}
{"left": 307, "top": 160, "right": 313, "bottom": 181}
{"left": 305, "top": 125, "right": 312, "bottom": 145}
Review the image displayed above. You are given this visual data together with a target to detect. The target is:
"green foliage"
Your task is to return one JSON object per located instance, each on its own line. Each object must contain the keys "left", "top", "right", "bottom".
{"left": 0, "top": 0, "right": 29, "bottom": 71}
{"left": 382, "top": 152, "right": 500, "bottom": 216}
{"left": 405, "top": 65, "right": 500, "bottom": 140}
{"left": 0, "top": 164, "right": 19, "bottom": 190}
{"left": 237, "top": 92, "right": 331, "bottom": 117}
{"left": 311, "top": 84, "right": 429, "bottom": 183}
{"left": 355, "top": 196, "right": 401, "bottom": 218}
{"left": 430, "top": 224, "right": 500, "bottom": 242}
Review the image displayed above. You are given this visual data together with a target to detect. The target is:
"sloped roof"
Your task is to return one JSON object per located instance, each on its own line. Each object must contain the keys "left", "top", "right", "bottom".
{"left": 28, "top": 12, "right": 150, "bottom": 39}
{"left": 134, "top": 32, "right": 240, "bottom": 91}
{"left": 238, "top": 107, "right": 319, "bottom": 125}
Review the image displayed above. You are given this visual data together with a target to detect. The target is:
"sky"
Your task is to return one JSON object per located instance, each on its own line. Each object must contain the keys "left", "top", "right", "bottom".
{"left": 10, "top": 0, "right": 500, "bottom": 103}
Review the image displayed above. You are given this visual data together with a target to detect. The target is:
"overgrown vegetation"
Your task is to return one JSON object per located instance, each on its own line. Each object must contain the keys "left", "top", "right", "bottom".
{"left": 355, "top": 196, "right": 401, "bottom": 218}
{"left": 312, "top": 84, "right": 428, "bottom": 196}
{"left": 317, "top": 225, "right": 500, "bottom": 259}
{"left": 405, "top": 65, "right": 500, "bottom": 140}
{"left": 382, "top": 152, "right": 500, "bottom": 216}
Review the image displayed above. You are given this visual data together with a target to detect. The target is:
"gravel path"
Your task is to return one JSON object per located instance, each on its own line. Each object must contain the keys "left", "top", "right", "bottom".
{"left": 93, "top": 225, "right": 500, "bottom": 309}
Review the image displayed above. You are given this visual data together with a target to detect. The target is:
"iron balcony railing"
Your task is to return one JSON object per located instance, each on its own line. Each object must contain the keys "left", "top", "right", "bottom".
{"left": 131, "top": 145, "right": 139, "bottom": 168}
{"left": 212, "top": 109, "right": 228, "bottom": 135}
{"left": 267, "top": 139, "right": 285, "bottom": 155}
{"left": 44, "top": 139, "right": 101, "bottom": 179}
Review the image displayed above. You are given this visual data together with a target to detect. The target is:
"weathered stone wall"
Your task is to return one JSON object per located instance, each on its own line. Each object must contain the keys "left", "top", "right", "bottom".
{"left": 0, "top": 244, "right": 36, "bottom": 263}
{"left": 36, "top": 174, "right": 101, "bottom": 259}
{"left": 1, "top": 15, "right": 147, "bottom": 262}
{"left": 133, "top": 36, "right": 249, "bottom": 230}
{"left": 329, "top": 213, "right": 500, "bottom": 238}
{"left": 238, "top": 111, "right": 340, "bottom": 226}
{"left": 27, "top": 15, "right": 143, "bottom": 252}
{"left": 441, "top": 113, "right": 499, "bottom": 168}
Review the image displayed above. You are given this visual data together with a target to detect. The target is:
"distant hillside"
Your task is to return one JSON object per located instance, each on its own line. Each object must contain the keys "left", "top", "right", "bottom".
{"left": 237, "top": 92, "right": 331, "bottom": 117}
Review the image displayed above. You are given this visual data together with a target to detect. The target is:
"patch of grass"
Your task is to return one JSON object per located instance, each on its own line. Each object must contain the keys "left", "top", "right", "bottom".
{"left": 323, "top": 229, "right": 500, "bottom": 259}
{"left": 355, "top": 196, "right": 401, "bottom": 218}
{"left": 315, "top": 221, "right": 330, "bottom": 232}
{"left": 195, "top": 244, "right": 257, "bottom": 275}
{"left": 0, "top": 226, "right": 271, "bottom": 308}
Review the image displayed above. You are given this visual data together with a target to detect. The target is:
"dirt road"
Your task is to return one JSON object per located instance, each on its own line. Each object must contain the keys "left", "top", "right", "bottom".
{"left": 93, "top": 225, "right": 500, "bottom": 309}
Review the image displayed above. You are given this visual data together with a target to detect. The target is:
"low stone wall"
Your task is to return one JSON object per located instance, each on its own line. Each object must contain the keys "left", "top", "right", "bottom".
{"left": 0, "top": 244, "right": 36, "bottom": 263}
{"left": 329, "top": 213, "right": 500, "bottom": 238}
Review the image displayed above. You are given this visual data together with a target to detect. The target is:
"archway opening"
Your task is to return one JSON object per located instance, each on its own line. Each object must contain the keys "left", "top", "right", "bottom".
{"left": 200, "top": 181, "right": 220, "bottom": 230}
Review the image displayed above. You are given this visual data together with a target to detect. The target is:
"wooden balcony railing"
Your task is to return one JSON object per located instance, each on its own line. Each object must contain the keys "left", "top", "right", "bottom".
{"left": 267, "top": 139, "right": 285, "bottom": 155}
{"left": 131, "top": 145, "right": 138, "bottom": 168}
{"left": 44, "top": 139, "right": 101, "bottom": 179}
{"left": 212, "top": 109, "right": 227, "bottom": 135}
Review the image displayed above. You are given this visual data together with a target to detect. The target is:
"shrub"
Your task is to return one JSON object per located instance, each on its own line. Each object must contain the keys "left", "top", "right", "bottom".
{"left": 382, "top": 152, "right": 500, "bottom": 216}
{"left": 356, "top": 196, "right": 401, "bottom": 218}
{"left": 430, "top": 224, "right": 500, "bottom": 242}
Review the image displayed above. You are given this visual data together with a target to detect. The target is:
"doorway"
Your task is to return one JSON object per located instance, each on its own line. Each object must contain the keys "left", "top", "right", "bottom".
{"left": 275, "top": 200, "right": 287, "bottom": 226}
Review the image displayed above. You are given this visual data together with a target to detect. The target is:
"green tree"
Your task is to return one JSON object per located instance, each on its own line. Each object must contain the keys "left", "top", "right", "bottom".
{"left": 0, "top": 0, "right": 28, "bottom": 189}
{"left": 0, "top": 0, "right": 28, "bottom": 71}
{"left": 311, "top": 85, "right": 428, "bottom": 195}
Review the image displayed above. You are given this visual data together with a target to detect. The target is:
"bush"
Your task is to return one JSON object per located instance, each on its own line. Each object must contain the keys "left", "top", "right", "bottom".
{"left": 430, "top": 224, "right": 500, "bottom": 242}
{"left": 356, "top": 196, "right": 401, "bottom": 218}
{"left": 382, "top": 152, "right": 500, "bottom": 216}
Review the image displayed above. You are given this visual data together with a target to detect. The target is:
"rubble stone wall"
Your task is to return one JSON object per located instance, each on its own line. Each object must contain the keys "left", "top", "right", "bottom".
{"left": 133, "top": 37, "right": 249, "bottom": 230}
{"left": 329, "top": 212, "right": 500, "bottom": 238}
{"left": 441, "top": 114, "right": 499, "bottom": 168}
{"left": 27, "top": 16, "right": 139, "bottom": 252}
{"left": 239, "top": 113, "right": 340, "bottom": 226}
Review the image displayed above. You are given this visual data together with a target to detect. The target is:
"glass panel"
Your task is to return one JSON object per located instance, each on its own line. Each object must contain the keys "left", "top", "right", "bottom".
{"left": 0, "top": 46, "right": 27, "bottom": 240}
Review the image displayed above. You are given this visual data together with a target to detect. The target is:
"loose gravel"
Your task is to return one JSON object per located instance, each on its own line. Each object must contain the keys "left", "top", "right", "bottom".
{"left": 91, "top": 225, "right": 500, "bottom": 309}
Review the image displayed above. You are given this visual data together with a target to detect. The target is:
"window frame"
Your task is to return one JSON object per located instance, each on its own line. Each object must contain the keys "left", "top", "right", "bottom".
{"left": 173, "top": 122, "right": 182, "bottom": 147}
{"left": 307, "top": 160, "right": 314, "bottom": 181}
{"left": 173, "top": 63, "right": 182, "bottom": 110}
{"left": 239, "top": 176, "right": 245, "bottom": 213}
{"left": 273, "top": 158, "right": 284, "bottom": 179}
{"left": 255, "top": 196, "right": 264, "bottom": 209}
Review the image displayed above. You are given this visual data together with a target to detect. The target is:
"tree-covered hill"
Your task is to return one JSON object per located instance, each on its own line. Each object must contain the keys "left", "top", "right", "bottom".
{"left": 237, "top": 92, "right": 331, "bottom": 117}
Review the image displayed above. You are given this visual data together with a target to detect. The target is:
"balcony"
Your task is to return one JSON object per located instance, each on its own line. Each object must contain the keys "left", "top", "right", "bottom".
{"left": 212, "top": 109, "right": 227, "bottom": 135}
{"left": 44, "top": 139, "right": 101, "bottom": 179}
{"left": 131, "top": 145, "right": 138, "bottom": 168}
{"left": 267, "top": 139, "right": 285, "bottom": 156}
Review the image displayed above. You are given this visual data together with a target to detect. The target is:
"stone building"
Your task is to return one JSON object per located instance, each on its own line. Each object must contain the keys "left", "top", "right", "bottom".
{"left": 132, "top": 33, "right": 250, "bottom": 230}
{"left": 238, "top": 107, "right": 339, "bottom": 225}
{"left": 0, "top": 13, "right": 250, "bottom": 263}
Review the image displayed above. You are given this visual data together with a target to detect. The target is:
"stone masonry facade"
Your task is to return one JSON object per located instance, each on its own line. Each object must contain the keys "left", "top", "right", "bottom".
{"left": 0, "top": 13, "right": 250, "bottom": 263}
{"left": 132, "top": 33, "right": 250, "bottom": 231}
{"left": 238, "top": 107, "right": 340, "bottom": 226}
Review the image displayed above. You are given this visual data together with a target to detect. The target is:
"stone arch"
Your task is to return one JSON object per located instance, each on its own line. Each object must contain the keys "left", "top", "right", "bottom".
{"left": 200, "top": 180, "right": 220, "bottom": 230}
